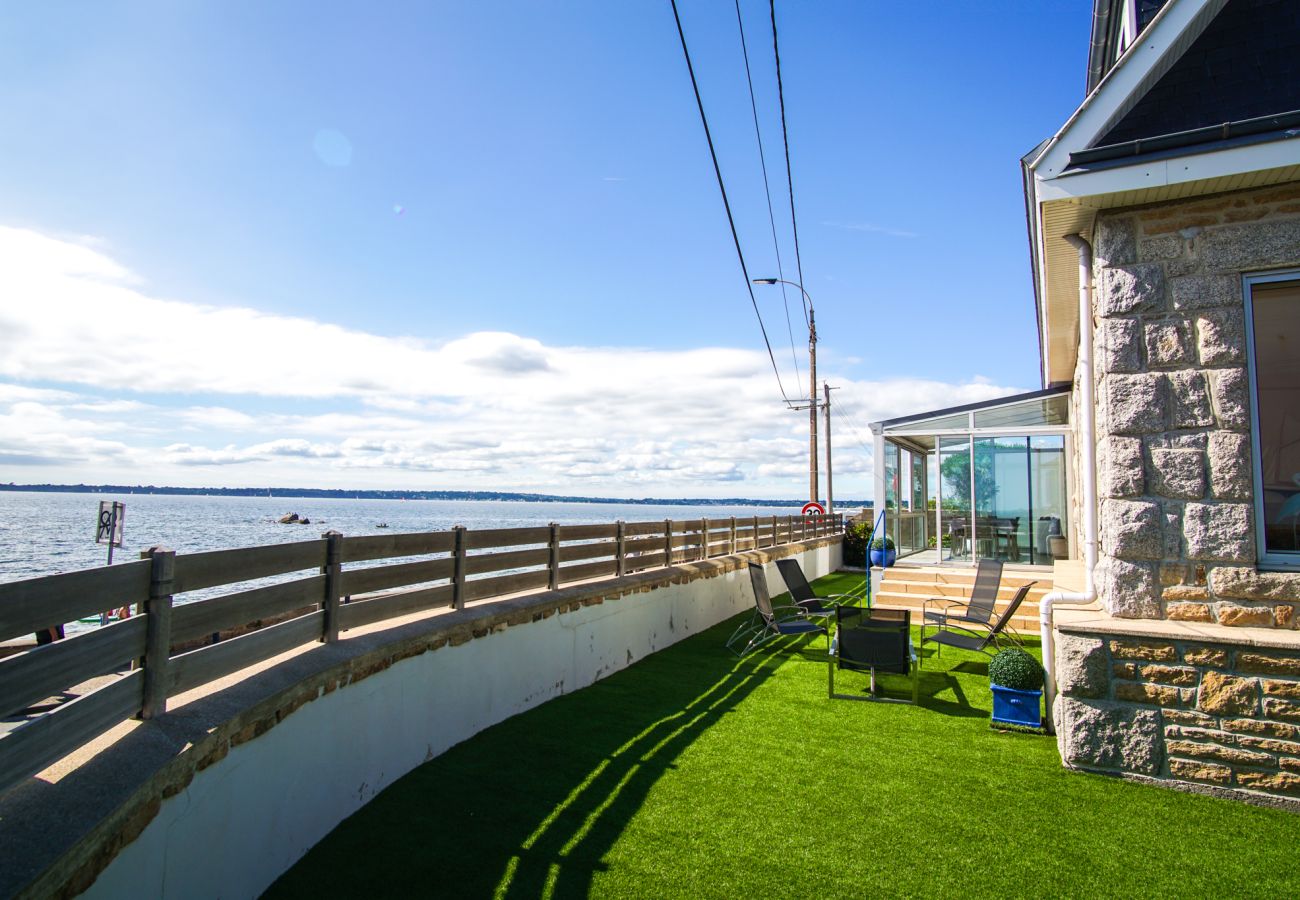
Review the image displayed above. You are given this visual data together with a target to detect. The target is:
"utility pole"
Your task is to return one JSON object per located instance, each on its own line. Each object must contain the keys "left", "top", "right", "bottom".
{"left": 823, "top": 381, "right": 835, "bottom": 517}
{"left": 808, "top": 306, "right": 818, "bottom": 505}
{"left": 752, "top": 278, "right": 820, "bottom": 505}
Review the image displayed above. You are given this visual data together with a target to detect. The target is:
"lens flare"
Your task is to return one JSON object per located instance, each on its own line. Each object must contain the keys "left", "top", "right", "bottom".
{"left": 312, "top": 129, "right": 353, "bottom": 167}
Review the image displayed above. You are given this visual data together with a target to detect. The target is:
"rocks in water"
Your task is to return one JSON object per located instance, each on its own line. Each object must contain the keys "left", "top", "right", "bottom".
{"left": 279, "top": 513, "right": 305, "bottom": 524}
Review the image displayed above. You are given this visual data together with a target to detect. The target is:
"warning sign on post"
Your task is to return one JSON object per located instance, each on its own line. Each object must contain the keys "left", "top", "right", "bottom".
{"left": 95, "top": 501, "right": 125, "bottom": 547}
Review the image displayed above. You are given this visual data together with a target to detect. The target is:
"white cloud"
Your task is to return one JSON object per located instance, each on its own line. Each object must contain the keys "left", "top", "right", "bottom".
{"left": 0, "top": 226, "right": 1029, "bottom": 497}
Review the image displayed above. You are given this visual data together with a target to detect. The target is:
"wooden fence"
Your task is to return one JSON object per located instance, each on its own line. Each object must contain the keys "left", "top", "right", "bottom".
{"left": 0, "top": 513, "right": 842, "bottom": 797}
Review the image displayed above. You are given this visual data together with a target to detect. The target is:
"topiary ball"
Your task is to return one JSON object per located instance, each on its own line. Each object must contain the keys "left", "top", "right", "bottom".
{"left": 988, "top": 648, "right": 1044, "bottom": 692}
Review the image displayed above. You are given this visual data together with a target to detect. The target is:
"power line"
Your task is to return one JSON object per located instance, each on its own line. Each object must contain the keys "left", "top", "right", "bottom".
{"left": 733, "top": 0, "right": 803, "bottom": 387}
{"left": 832, "top": 404, "right": 875, "bottom": 456}
{"left": 769, "top": 0, "right": 807, "bottom": 325}
{"left": 669, "top": 0, "right": 794, "bottom": 407}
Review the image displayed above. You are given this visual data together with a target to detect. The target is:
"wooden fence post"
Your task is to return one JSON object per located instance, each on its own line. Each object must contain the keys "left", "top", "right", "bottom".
{"left": 548, "top": 523, "right": 560, "bottom": 590}
{"left": 698, "top": 519, "right": 707, "bottom": 560}
{"left": 770, "top": 515, "right": 777, "bottom": 548}
{"left": 728, "top": 517, "right": 736, "bottom": 555}
{"left": 452, "top": 525, "right": 466, "bottom": 610}
{"left": 751, "top": 516, "right": 759, "bottom": 551}
{"left": 140, "top": 545, "right": 174, "bottom": 719}
{"left": 322, "top": 530, "right": 342, "bottom": 644}
{"left": 616, "top": 521, "right": 626, "bottom": 576}
{"left": 663, "top": 520, "right": 673, "bottom": 567}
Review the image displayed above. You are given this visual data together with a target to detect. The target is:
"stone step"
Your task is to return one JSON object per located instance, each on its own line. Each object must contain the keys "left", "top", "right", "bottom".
{"left": 881, "top": 567, "right": 1048, "bottom": 588}
{"left": 873, "top": 586, "right": 1042, "bottom": 611}
{"left": 872, "top": 564, "right": 1051, "bottom": 633}
{"left": 884, "top": 580, "right": 1052, "bottom": 600}
{"left": 870, "top": 592, "right": 1041, "bottom": 631}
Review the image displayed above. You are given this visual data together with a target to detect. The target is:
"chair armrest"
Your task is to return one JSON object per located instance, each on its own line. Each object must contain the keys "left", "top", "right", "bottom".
{"left": 923, "top": 597, "right": 965, "bottom": 612}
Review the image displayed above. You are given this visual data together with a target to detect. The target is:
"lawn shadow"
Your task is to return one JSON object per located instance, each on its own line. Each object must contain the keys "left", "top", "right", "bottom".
{"left": 267, "top": 615, "right": 801, "bottom": 899}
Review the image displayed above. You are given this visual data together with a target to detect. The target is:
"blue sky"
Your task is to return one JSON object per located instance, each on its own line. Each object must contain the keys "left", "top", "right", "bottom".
{"left": 0, "top": 1, "right": 1091, "bottom": 499}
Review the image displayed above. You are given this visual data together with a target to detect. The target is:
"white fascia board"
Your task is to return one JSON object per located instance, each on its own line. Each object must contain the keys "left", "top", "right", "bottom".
{"left": 1030, "top": 177, "right": 1053, "bottom": 386}
{"left": 1036, "top": 138, "right": 1300, "bottom": 204}
{"left": 1031, "top": 0, "right": 1224, "bottom": 180}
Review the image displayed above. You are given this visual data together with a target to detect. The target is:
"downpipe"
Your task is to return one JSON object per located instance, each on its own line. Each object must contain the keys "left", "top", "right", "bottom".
{"left": 1040, "top": 233, "right": 1100, "bottom": 735}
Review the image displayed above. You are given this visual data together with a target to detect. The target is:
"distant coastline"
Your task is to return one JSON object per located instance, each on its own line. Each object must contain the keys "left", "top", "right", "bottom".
{"left": 0, "top": 482, "right": 869, "bottom": 509}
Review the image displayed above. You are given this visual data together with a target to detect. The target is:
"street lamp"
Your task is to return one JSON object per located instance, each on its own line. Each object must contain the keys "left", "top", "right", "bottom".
{"left": 753, "top": 278, "right": 818, "bottom": 506}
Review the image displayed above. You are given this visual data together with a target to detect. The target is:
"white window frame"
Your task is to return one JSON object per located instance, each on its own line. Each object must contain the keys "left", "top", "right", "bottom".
{"left": 1243, "top": 269, "right": 1300, "bottom": 570}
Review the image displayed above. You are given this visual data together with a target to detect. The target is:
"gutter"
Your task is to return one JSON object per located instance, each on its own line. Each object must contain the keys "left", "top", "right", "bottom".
{"left": 1069, "top": 109, "right": 1300, "bottom": 168}
{"left": 1040, "top": 233, "right": 1100, "bottom": 734}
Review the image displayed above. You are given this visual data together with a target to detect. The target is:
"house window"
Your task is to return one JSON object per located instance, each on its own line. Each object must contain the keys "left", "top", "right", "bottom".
{"left": 1246, "top": 272, "right": 1300, "bottom": 566}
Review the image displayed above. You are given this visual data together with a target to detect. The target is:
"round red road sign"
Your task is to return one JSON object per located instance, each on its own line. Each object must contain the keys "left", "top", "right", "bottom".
{"left": 801, "top": 501, "right": 825, "bottom": 516}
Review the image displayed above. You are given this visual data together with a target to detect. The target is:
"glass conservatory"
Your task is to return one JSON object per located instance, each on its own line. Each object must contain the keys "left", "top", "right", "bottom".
{"left": 868, "top": 388, "right": 1073, "bottom": 567}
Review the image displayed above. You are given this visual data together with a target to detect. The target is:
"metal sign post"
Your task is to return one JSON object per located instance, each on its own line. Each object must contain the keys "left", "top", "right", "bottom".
{"left": 96, "top": 501, "right": 126, "bottom": 563}
{"left": 95, "top": 501, "right": 126, "bottom": 625}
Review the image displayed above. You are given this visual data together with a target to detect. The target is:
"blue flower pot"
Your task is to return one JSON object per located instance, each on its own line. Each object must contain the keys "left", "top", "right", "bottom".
{"left": 869, "top": 548, "right": 896, "bottom": 567}
{"left": 991, "top": 684, "right": 1043, "bottom": 728}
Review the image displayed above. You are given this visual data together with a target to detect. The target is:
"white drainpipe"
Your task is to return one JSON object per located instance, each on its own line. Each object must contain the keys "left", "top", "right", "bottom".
{"left": 1041, "top": 232, "right": 1100, "bottom": 733}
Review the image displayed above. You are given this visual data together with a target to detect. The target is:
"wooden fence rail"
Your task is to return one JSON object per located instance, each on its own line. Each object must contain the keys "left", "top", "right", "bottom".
{"left": 0, "top": 513, "right": 842, "bottom": 797}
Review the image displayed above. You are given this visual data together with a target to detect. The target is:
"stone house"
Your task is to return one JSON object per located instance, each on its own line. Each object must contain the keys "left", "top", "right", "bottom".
{"left": 1022, "top": 0, "right": 1300, "bottom": 804}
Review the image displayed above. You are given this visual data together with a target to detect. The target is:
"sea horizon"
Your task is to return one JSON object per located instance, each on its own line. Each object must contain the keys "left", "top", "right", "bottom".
{"left": 0, "top": 481, "right": 869, "bottom": 508}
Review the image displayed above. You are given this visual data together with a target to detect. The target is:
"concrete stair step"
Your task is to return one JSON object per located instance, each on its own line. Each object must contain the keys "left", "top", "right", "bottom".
{"left": 873, "top": 589, "right": 1041, "bottom": 615}
{"left": 869, "top": 595, "right": 1040, "bottom": 631}
{"left": 871, "top": 563, "right": 1050, "bottom": 633}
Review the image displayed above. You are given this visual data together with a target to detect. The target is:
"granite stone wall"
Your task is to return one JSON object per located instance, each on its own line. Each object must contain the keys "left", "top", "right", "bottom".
{"left": 1085, "top": 182, "right": 1300, "bottom": 626}
{"left": 1056, "top": 629, "right": 1300, "bottom": 805}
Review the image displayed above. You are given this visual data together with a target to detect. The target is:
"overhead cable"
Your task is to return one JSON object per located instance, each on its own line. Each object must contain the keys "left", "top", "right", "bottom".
{"left": 734, "top": 0, "right": 803, "bottom": 384}
{"left": 769, "top": 0, "right": 807, "bottom": 324}
{"left": 669, "top": 0, "right": 794, "bottom": 406}
{"left": 832, "top": 404, "right": 875, "bottom": 456}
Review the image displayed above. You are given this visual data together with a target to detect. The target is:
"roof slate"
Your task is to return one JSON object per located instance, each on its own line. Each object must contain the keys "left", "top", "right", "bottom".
{"left": 1096, "top": 0, "right": 1300, "bottom": 147}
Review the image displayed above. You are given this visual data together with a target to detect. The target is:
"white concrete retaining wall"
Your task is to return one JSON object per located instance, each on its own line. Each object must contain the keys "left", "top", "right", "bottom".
{"left": 85, "top": 544, "right": 837, "bottom": 898}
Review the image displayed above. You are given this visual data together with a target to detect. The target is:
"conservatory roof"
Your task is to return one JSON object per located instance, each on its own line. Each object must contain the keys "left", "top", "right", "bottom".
{"left": 869, "top": 387, "right": 1070, "bottom": 443}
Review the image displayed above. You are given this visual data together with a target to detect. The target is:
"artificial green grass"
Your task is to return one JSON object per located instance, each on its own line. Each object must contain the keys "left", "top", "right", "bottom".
{"left": 267, "top": 573, "right": 1299, "bottom": 899}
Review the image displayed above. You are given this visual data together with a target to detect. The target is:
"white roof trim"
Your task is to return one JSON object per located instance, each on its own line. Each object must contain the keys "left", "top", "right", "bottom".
{"left": 1037, "top": 139, "right": 1300, "bottom": 203}
{"left": 1031, "top": 0, "right": 1227, "bottom": 182}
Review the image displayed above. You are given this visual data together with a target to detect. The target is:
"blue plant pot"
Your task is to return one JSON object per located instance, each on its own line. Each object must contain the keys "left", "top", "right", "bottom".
{"left": 991, "top": 684, "right": 1043, "bottom": 728}
{"left": 869, "top": 549, "right": 896, "bottom": 567}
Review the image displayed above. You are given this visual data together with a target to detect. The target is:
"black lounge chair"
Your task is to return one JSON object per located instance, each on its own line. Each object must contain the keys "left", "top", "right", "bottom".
{"left": 726, "top": 563, "right": 828, "bottom": 657}
{"left": 923, "top": 558, "right": 1004, "bottom": 631}
{"left": 829, "top": 606, "right": 918, "bottom": 703}
{"left": 920, "top": 581, "right": 1037, "bottom": 660}
{"left": 774, "top": 558, "right": 859, "bottom": 618}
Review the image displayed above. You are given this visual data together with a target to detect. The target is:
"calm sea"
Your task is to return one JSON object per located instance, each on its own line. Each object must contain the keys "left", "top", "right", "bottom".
{"left": 0, "top": 491, "right": 821, "bottom": 584}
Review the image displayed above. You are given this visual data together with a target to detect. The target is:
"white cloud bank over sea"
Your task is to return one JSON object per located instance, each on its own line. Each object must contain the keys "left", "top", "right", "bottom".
{"left": 0, "top": 226, "right": 1023, "bottom": 498}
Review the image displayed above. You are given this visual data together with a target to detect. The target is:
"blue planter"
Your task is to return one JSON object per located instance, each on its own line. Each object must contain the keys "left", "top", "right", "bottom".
{"left": 869, "top": 548, "right": 897, "bottom": 567}
{"left": 991, "top": 684, "right": 1043, "bottom": 728}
